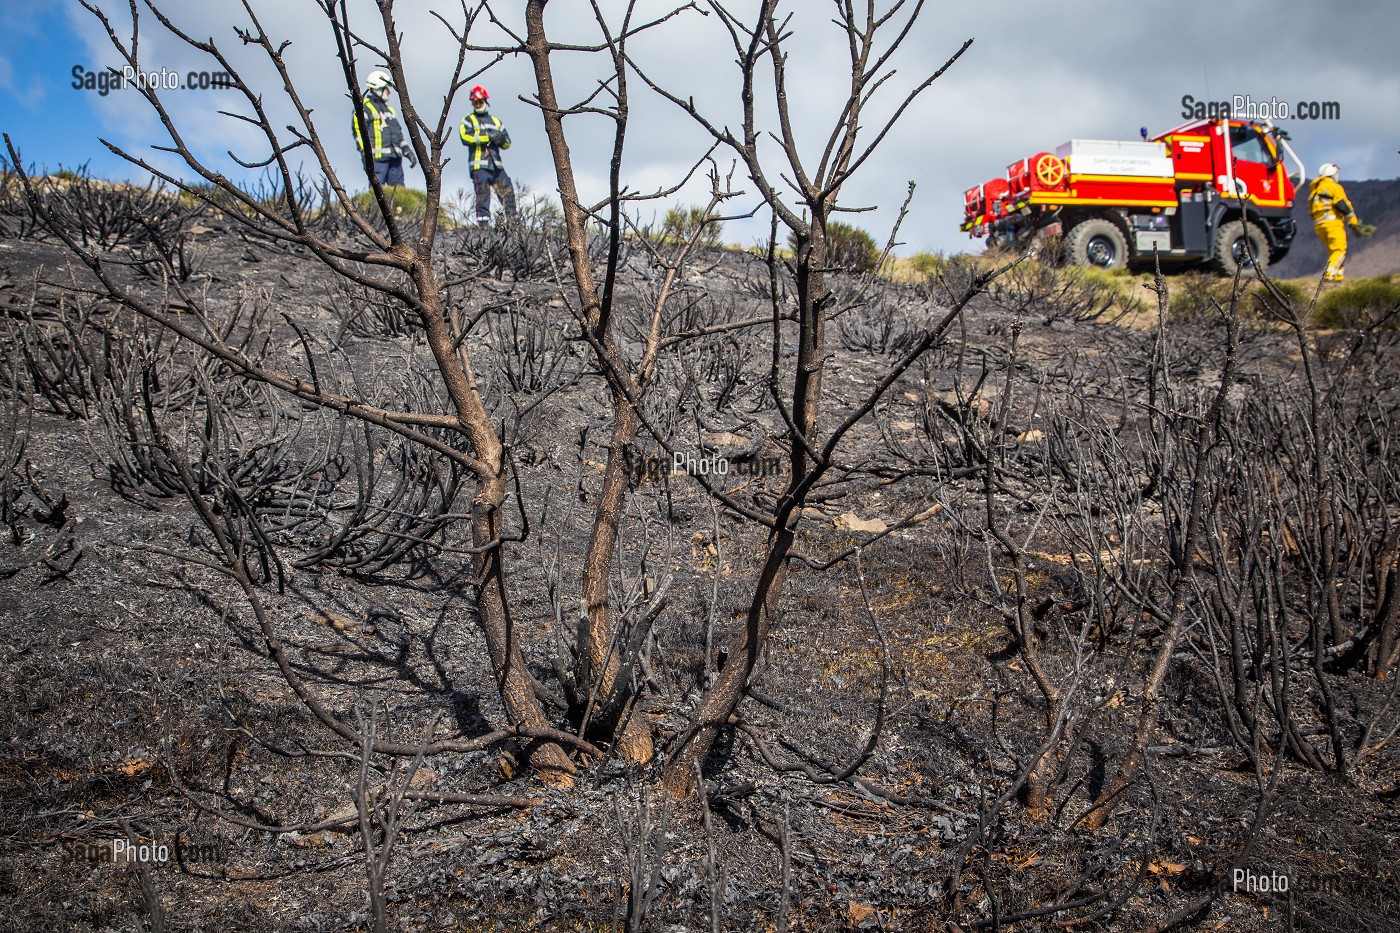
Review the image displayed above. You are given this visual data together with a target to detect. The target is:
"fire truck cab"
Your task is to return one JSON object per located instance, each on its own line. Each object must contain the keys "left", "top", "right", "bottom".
{"left": 961, "top": 118, "right": 1306, "bottom": 275}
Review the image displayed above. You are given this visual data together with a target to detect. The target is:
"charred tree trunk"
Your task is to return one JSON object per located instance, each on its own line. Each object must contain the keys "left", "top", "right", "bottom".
{"left": 661, "top": 223, "right": 830, "bottom": 796}
{"left": 524, "top": 0, "right": 653, "bottom": 763}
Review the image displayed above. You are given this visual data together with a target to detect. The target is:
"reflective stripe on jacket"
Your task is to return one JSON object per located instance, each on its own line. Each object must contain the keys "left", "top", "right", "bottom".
{"left": 459, "top": 111, "right": 510, "bottom": 171}
{"left": 1308, "top": 176, "right": 1358, "bottom": 225}
{"left": 353, "top": 96, "right": 402, "bottom": 160}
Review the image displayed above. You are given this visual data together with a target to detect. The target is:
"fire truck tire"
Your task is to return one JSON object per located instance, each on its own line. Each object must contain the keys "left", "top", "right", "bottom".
{"left": 1213, "top": 220, "right": 1269, "bottom": 276}
{"left": 1065, "top": 218, "right": 1128, "bottom": 270}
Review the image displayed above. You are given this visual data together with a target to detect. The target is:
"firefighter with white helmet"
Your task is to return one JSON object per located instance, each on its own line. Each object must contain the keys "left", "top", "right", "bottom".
{"left": 459, "top": 85, "right": 516, "bottom": 225}
{"left": 353, "top": 69, "right": 414, "bottom": 187}
{"left": 1309, "top": 163, "right": 1374, "bottom": 281}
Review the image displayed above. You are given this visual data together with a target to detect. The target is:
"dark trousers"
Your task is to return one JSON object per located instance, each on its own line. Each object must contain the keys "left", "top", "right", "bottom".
{"left": 471, "top": 166, "right": 516, "bottom": 223}
{"left": 373, "top": 157, "right": 405, "bottom": 187}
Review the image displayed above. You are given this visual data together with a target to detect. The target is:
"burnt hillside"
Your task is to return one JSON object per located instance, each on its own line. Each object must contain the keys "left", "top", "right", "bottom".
{"left": 1, "top": 173, "right": 1398, "bottom": 932}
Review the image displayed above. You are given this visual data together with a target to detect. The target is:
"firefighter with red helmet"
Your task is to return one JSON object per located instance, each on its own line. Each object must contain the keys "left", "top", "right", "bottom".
{"left": 353, "top": 69, "right": 414, "bottom": 187}
{"left": 1309, "top": 163, "right": 1375, "bottom": 281}
{"left": 459, "top": 85, "right": 516, "bottom": 225}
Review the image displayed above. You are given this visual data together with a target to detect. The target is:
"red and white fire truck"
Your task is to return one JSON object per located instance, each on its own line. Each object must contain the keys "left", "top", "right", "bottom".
{"left": 960, "top": 117, "right": 1306, "bottom": 274}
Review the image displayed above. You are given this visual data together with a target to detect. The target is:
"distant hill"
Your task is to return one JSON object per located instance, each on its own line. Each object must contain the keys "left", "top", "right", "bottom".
{"left": 1271, "top": 178, "right": 1400, "bottom": 279}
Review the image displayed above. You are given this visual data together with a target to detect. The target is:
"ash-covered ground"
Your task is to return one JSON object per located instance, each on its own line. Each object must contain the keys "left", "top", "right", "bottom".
{"left": 1, "top": 212, "right": 1397, "bottom": 932}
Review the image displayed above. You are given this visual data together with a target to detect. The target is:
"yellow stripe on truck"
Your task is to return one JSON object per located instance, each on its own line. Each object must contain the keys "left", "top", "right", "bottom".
{"left": 1028, "top": 194, "right": 1177, "bottom": 208}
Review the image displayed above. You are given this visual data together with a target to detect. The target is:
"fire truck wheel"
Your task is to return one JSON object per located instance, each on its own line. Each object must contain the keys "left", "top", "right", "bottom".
{"left": 1065, "top": 219, "right": 1127, "bottom": 270}
{"left": 1213, "top": 220, "right": 1269, "bottom": 276}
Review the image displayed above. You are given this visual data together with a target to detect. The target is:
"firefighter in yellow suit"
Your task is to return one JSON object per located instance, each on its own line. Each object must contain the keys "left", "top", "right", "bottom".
{"left": 1309, "top": 163, "right": 1373, "bottom": 281}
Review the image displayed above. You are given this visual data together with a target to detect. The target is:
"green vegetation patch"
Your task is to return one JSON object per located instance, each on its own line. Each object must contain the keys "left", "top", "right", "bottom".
{"left": 1313, "top": 277, "right": 1400, "bottom": 330}
{"left": 659, "top": 204, "right": 724, "bottom": 249}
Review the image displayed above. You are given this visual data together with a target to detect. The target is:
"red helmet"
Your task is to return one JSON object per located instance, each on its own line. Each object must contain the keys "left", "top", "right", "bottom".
{"left": 469, "top": 85, "right": 489, "bottom": 103}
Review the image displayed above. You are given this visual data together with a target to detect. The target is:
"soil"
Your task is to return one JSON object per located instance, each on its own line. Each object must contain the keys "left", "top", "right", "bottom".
{"left": 1, "top": 220, "right": 1397, "bottom": 932}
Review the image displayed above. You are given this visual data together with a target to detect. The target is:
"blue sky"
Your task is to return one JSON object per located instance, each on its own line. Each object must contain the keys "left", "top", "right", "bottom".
{"left": 1, "top": 6, "right": 134, "bottom": 180}
{"left": 3, "top": 1, "right": 1397, "bottom": 255}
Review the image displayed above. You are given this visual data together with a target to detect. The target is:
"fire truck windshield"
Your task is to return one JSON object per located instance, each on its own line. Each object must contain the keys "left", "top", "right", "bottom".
{"left": 1229, "top": 123, "right": 1271, "bottom": 165}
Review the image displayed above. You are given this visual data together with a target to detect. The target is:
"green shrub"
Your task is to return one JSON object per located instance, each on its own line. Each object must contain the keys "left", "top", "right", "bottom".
{"left": 879, "top": 251, "right": 945, "bottom": 283}
{"left": 1247, "top": 279, "right": 1311, "bottom": 320}
{"left": 1165, "top": 272, "right": 1300, "bottom": 320}
{"left": 1167, "top": 272, "right": 1234, "bottom": 320}
{"left": 906, "top": 252, "right": 943, "bottom": 276}
{"left": 827, "top": 221, "right": 880, "bottom": 273}
{"left": 788, "top": 220, "right": 880, "bottom": 273}
{"left": 1074, "top": 264, "right": 1139, "bottom": 289}
{"left": 660, "top": 205, "right": 723, "bottom": 248}
{"left": 351, "top": 186, "right": 442, "bottom": 221}
{"left": 1313, "top": 277, "right": 1400, "bottom": 330}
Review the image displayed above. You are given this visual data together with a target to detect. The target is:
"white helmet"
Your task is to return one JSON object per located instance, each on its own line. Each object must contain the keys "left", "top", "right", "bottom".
{"left": 366, "top": 69, "right": 393, "bottom": 91}
{"left": 1317, "top": 162, "right": 1339, "bottom": 178}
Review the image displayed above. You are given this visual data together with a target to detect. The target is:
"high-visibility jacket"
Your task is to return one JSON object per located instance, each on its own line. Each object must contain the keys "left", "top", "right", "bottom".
{"left": 1308, "top": 176, "right": 1359, "bottom": 226}
{"left": 459, "top": 110, "right": 510, "bottom": 171}
{"left": 353, "top": 95, "right": 403, "bottom": 161}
